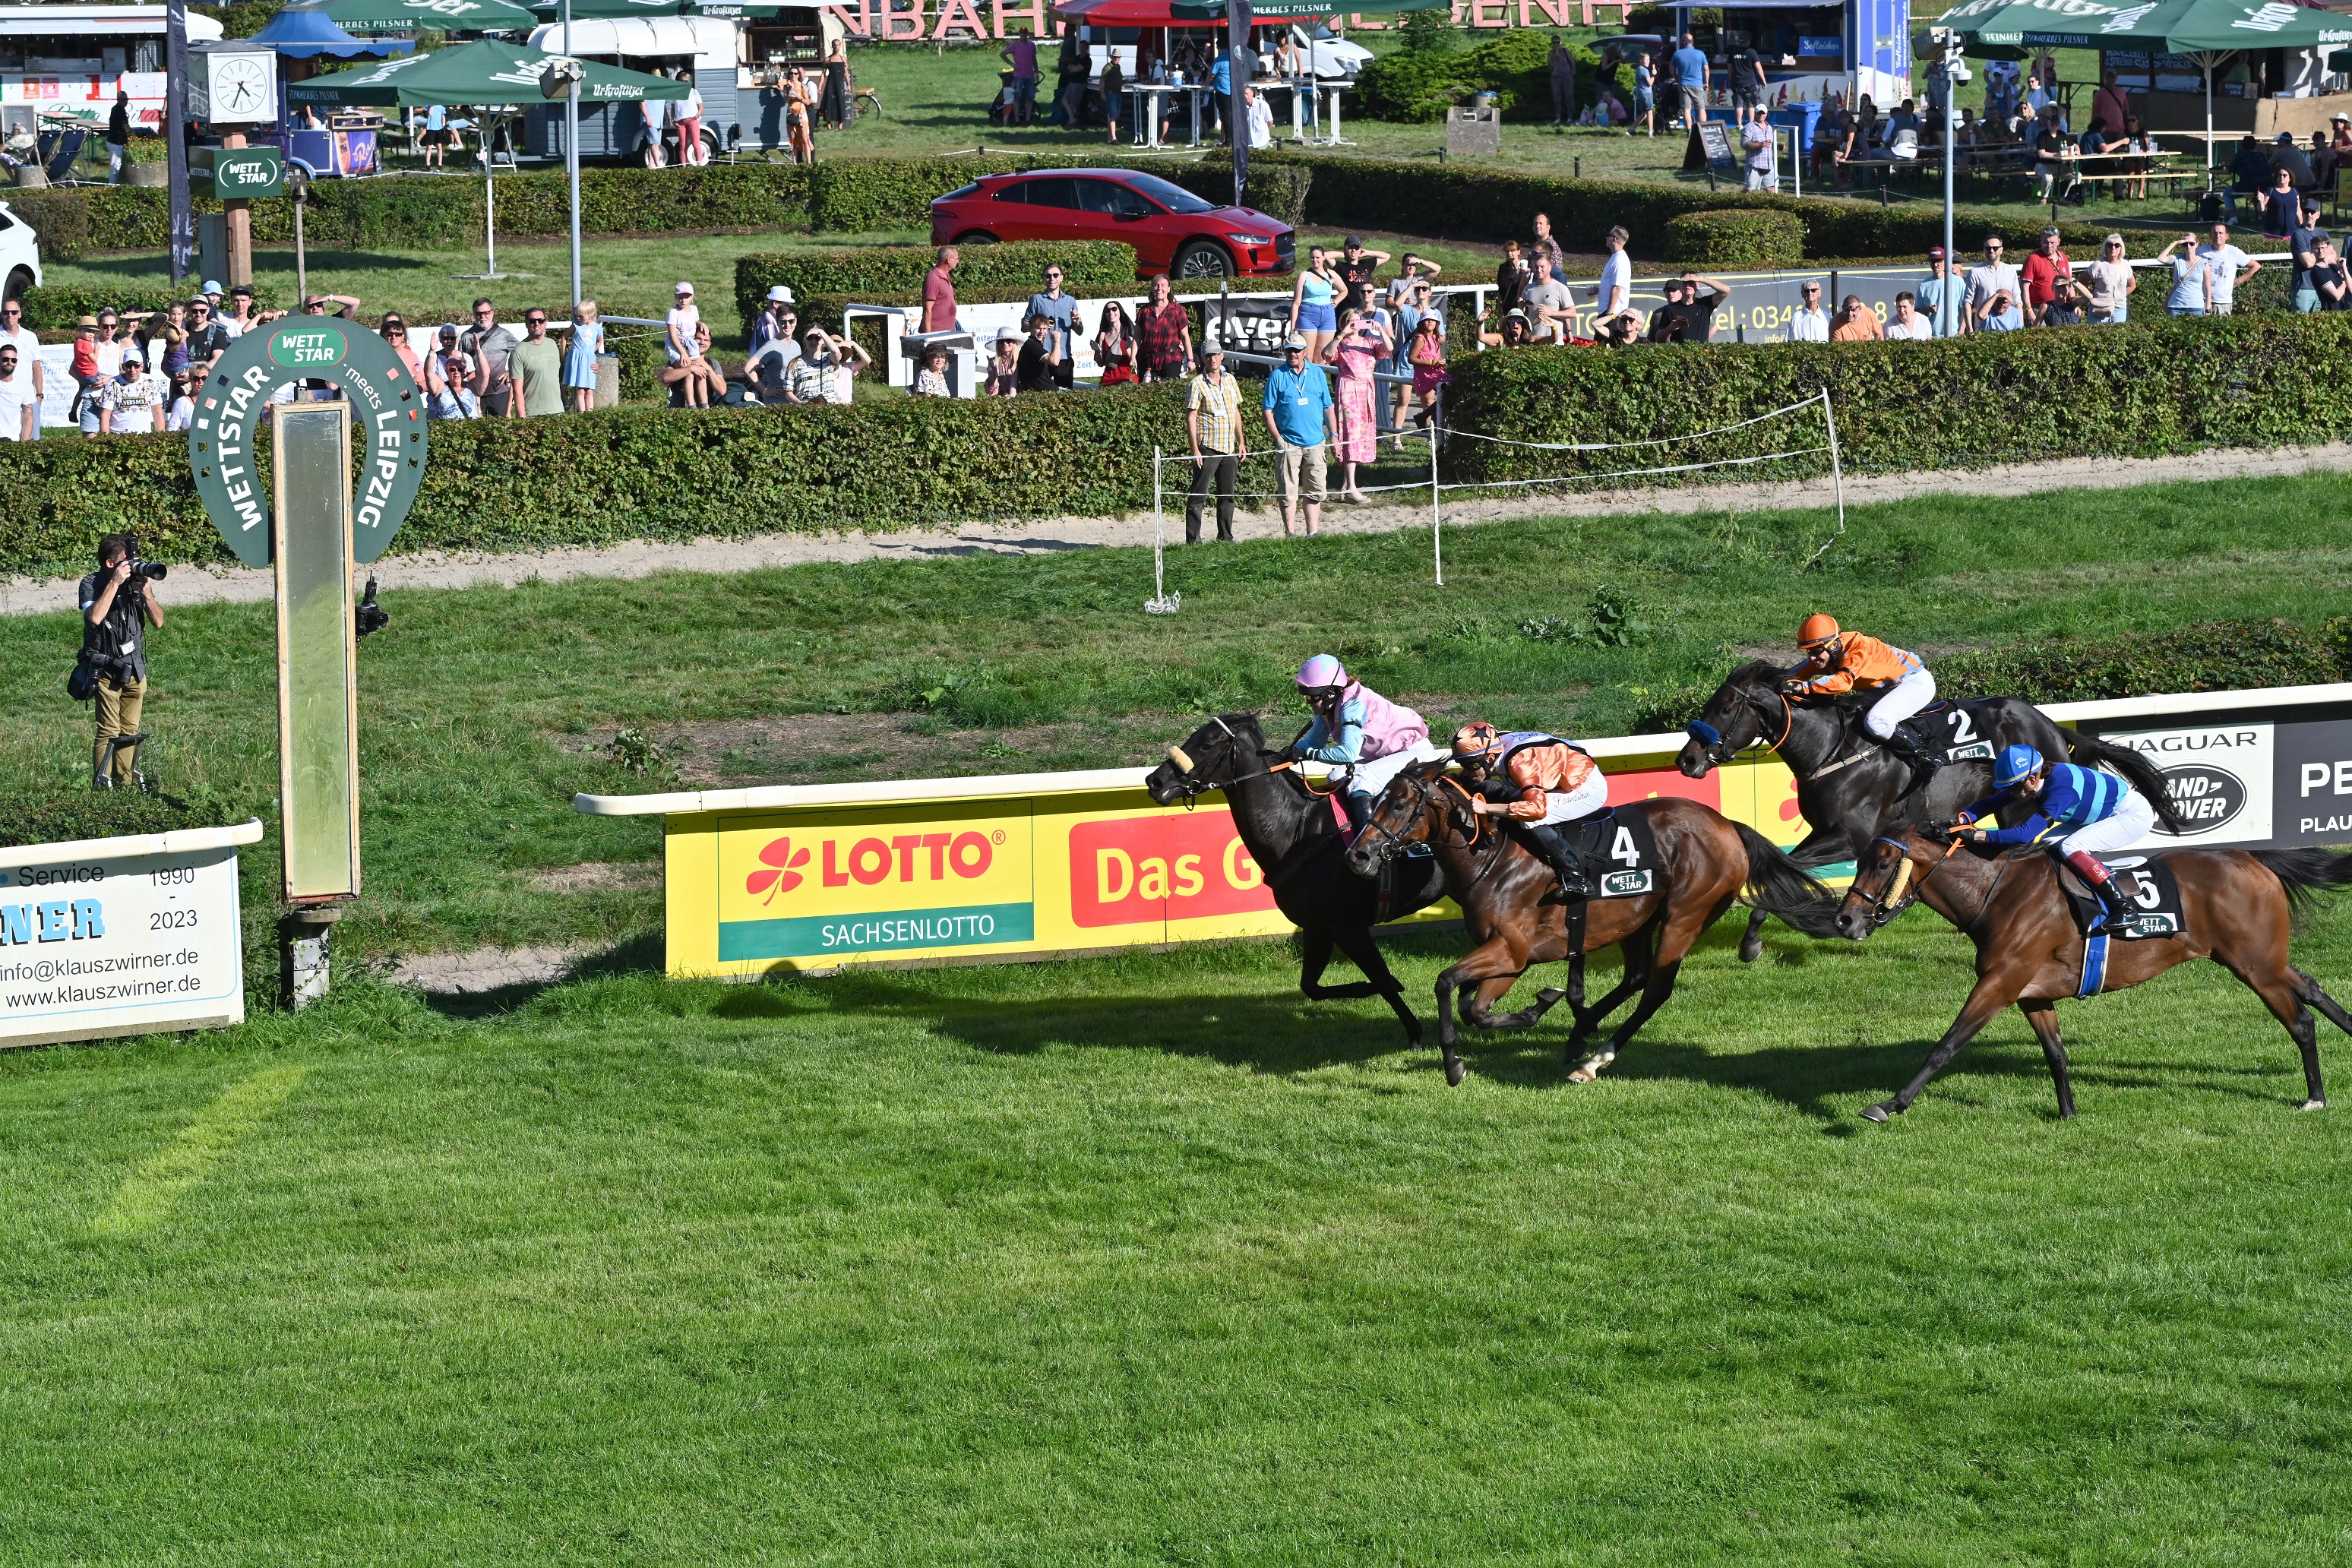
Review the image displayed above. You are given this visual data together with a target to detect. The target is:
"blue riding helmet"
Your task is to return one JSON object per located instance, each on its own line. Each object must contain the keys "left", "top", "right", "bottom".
{"left": 1993, "top": 744, "right": 2044, "bottom": 788}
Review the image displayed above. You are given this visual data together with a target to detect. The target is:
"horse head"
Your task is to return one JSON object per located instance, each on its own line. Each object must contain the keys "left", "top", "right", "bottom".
{"left": 1833, "top": 820, "right": 1961, "bottom": 940}
{"left": 1345, "top": 759, "right": 1472, "bottom": 879}
{"left": 1146, "top": 712, "right": 1271, "bottom": 806}
{"left": 1677, "top": 660, "right": 1791, "bottom": 779}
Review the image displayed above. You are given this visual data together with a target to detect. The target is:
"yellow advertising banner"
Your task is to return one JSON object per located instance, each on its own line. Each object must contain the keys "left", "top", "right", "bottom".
{"left": 655, "top": 747, "right": 1803, "bottom": 979}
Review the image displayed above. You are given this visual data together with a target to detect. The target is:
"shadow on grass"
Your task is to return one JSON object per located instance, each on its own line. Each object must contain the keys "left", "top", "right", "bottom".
{"left": 416, "top": 930, "right": 665, "bottom": 1020}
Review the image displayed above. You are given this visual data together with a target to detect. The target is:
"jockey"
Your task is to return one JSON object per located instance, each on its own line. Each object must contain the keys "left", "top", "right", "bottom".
{"left": 1784, "top": 613, "right": 1940, "bottom": 788}
{"left": 1956, "top": 743, "right": 2160, "bottom": 931}
{"left": 1449, "top": 721, "right": 1608, "bottom": 903}
{"left": 1284, "top": 654, "right": 1445, "bottom": 834}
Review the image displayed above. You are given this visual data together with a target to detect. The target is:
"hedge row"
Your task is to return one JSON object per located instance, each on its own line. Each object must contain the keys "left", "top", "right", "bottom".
{"left": 1442, "top": 312, "right": 2352, "bottom": 487}
{"left": 1264, "top": 152, "right": 2120, "bottom": 264}
{"left": 1664, "top": 210, "right": 1804, "bottom": 270}
{"left": 0, "top": 384, "right": 1193, "bottom": 578}
{"left": 732, "top": 241, "right": 1136, "bottom": 334}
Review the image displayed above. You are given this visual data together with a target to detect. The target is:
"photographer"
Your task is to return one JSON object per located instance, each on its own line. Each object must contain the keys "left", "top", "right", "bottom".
{"left": 79, "top": 533, "right": 164, "bottom": 788}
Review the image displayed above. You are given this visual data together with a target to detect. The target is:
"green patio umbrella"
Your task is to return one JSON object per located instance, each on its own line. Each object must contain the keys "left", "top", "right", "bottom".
{"left": 318, "top": 0, "right": 542, "bottom": 30}
{"left": 291, "top": 41, "right": 686, "bottom": 277}
{"left": 1938, "top": 0, "right": 2352, "bottom": 172}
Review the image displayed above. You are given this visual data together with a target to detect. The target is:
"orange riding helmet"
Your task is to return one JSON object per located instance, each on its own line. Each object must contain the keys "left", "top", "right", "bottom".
{"left": 1451, "top": 722, "right": 1502, "bottom": 765}
{"left": 1798, "top": 612, "right": 1841, "bottom": 650}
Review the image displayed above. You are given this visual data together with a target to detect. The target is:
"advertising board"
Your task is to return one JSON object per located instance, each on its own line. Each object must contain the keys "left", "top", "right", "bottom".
{"left": 0, "top": 820, "right": 261, "bottom": 1049}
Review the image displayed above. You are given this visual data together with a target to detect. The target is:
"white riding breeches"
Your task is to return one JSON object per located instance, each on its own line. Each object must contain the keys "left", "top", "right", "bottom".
{"left": 1532, "top": 772, "right": 1611, "bottom": 825}
{"left": 1345, "top": 740, "right": 1446, "bottom": 800}
{"left": 2057, "top": 789, "right": 2158, "bottom": 857}
{"left": 1864, "top": 666, "right": 1937, "bottom": 738}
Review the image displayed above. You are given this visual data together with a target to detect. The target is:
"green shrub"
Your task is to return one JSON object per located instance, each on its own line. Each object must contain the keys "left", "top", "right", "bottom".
{"left": 1, "top": 188, "right": 92, "bottom": 263}
{"left": 1355, "top": 33, "right": 1604, "bottom": 124}
{"left": 19, "top": 282, "right": 286, "bottom": 331}
{"left": 1165, "top": 162, "right": 1313, "bottom": 229}
{"left": 1441, "top": 313, "right": 2352, "bottom": 489}
{"left": 1664, "top": 209, "right": 1804, "bottom": 269}
{"left": 808, "top": 156, "right": 1025, "bottom": 232}
{"left": 0, "top": 385, "right": 1194, "bottom": 577}
{"left": 1939, "top": 620, "right": 2352, "bottom": 706}
{"left": 1269, "top": 152, "right": 2116, "bottom": 259}
{"left": 733, "top": 241, "right": 1135, "bottom": 332}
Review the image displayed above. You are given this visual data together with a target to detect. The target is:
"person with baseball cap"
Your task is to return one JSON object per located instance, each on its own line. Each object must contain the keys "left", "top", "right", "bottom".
{"left": 1263, "top": 333, "right": 1335, "bottom": 538}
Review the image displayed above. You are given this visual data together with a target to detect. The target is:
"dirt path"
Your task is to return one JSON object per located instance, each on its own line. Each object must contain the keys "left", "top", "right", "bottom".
{"left": 11, "top": 441, "right": 2346, "bottom": 618}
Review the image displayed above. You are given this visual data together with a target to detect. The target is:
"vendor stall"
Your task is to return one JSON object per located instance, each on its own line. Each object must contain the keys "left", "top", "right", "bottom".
{"left": 522, "top": 6, "right": 831, "bottom": 156}
{"left": 1663, "top": 1, "right": 1913, "bottom": 108}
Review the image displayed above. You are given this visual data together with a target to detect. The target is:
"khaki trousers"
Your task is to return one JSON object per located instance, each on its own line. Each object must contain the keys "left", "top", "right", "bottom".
{"left": 1277, "top": 441, "right": 1327, "bottom": 511}
{"left": 94, "top": 675, "right": 145, "bottom": 782}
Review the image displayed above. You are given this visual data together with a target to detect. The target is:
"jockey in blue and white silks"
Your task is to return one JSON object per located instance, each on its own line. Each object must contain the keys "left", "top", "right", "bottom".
{"left": 1958, "top": 743, "right": 2159, "bottom": 928}
{"left": 1285, "top": 654, "right": 1445, "bottom": 834}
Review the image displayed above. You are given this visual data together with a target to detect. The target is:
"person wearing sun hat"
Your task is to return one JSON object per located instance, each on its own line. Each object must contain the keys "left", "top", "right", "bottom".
{"left": 749, "top": 285, "right": 798, "bottom": 357}
{"left": 665, "top": 282, "right": 700, "bottom": 369}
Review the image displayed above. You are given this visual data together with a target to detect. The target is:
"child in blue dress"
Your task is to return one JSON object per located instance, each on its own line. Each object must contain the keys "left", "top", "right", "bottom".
{"left": 564, "top": 299, "right": 603, "bottom": 413}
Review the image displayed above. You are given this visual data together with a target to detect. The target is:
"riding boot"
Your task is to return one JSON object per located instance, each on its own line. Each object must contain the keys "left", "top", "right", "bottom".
{"left": 1522, "top": 822, "right": 1595, "bottom": 905}
{"left": 2066, "top": 849, "right": 2129, "bottom": 932}
{"left": 1882, "top": 721, "right": 1942, "bottom": 795}
{"left": 1341, "top": 790, "right": 1371, "bottom": 842}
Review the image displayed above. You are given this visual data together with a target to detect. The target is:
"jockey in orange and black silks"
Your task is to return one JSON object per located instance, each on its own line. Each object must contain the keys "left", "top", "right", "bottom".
{"left": 1786, "top": 612, "right": 1942, "bottom": 786}
{"left": 1285, "top": 654, "right": 1446, "bottom": 835}
{"left": 1449, "top": 720, "right": 1609, "bottom": 903}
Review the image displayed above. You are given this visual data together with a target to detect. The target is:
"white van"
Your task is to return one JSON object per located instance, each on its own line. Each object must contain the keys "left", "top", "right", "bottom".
{"left": 0, "top": 200, "right": 44, "bottom": 305}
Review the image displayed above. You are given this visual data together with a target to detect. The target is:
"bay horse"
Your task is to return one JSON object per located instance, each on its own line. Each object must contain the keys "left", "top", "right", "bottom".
{"left": 1835, "top": 820, "right": 2352, "bottom": 1121}
{"left": 1143, "top": 712, "right": 1446, "bottom": 1046}
{"left": 1347, "top": 760, "right": 1842, "bottom": 1087}
{"left": 1677, "top": 660, "right": 2184, "bottom": 963}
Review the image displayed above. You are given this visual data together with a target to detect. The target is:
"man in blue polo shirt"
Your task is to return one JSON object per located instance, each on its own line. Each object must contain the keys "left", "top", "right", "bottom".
{"left": 1262, "top": 334, "right": 1336, "bottom": 538}
{"left": 1671, "top": 32, "right": 1710, "bottom": 131}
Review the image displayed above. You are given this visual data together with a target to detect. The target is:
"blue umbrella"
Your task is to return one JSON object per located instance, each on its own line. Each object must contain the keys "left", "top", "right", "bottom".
{"left": 250, "top": 4, "right": 417, "bottom": 58}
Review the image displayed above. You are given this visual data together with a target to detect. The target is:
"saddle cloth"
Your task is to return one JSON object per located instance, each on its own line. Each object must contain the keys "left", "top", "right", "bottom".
{"left": 1914, "top": 697, "right": 2007, "bottom": 764}
{"left": 2055, "top": 852, "right": 2184, "bottom": 942}
{"left": 1566, "top": 808, "right": 1661, "bottom": 899}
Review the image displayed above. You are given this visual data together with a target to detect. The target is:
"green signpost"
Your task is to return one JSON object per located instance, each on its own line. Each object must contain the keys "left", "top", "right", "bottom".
{"left": 197, "top": 146, "right": 286, "bottom": 200}
{"left": 188, "top": 321, "right": 430, "bottom": 1001}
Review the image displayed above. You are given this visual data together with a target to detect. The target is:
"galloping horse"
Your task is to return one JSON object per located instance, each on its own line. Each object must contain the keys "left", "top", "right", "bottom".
{"left": 1348, "top": 761, "right": 1841, "bottom": 1087}
{"left": 1677, "top": 661, "right": 2184, "bottom": 962}
{"left": 1835, "top": 821, "right": 2352, "bottom": 1121}
{"left": 1145, "top": 713, "right": 1446, "bottom": 1046}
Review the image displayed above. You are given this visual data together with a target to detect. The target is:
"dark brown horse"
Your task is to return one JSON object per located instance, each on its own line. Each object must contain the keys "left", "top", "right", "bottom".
{"left": 1347, "top": 761, "right": 1841, "bottom": 1086}
{"left": 1677, "top": 661, "right": 2184, "bottom": 963}
{"left": 1143, "top": 712, "right": 1447, "bottom": 1046}
{"left": 1835, "top": 821, "right": 2352, "bottom": 1121}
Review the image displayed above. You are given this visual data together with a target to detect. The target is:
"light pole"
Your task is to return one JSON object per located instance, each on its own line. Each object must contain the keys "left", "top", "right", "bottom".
{"left": 565, "top": 0, "right": 580, "bottom": 312}
{"left": 1935, "top": 28, "right": 1965, "bottom": 339}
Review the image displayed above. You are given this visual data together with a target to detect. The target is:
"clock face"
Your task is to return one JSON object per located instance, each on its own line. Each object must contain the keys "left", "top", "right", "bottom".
{"left": 213, "top": 55, "right": 273, "bottom": 119}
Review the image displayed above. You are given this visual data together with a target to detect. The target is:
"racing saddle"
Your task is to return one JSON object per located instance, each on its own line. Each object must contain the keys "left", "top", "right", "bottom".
{"left": 2053, "top": 851, "right": 2183, "bottom": 942}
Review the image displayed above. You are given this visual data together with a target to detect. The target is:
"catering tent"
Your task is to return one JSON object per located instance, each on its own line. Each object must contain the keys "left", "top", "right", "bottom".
{"left": 523, "top": 0, "right": 809, "bottom": 17}
{"left": 1938, "top": 0, "right": 2352, "bottom": 170}
{"left": 290, "top": 41, "right": 686, "bottom": 275}
{"left": 1165, "top": 0, "right": 1442, "bottom": 18}
{"left": 320, "top": 0, "right": 542, "bottom": 29}
{"left": 249, "top": 5, "right": 415, "bottom": 58}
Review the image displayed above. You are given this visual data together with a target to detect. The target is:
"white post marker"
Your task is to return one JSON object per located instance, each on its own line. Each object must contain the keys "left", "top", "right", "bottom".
{"left": 1429, "top": 422, "right": 1443, "bottom": 587}
{"left": 1146, "top": 444, "right": 1179, "bottom": 614}
{"left": 1806, "top": 386, "right": 1847, "bottom": 568}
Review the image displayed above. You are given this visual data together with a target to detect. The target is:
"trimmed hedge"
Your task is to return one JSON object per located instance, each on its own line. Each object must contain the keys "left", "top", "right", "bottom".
{"left": 1939, "top": 618, "right": 2352, "bottom": 707}
{"left": 0, "top": 789, "right": 220, "bottom": 852}
{"left": 1664, "top": 210, "right": 1804, "bottom": 270}
{"left": 733, "top": 241, "right": 1137, "bottom": 333}
{"left": 19, "top": 283, "right": 287, "bottom": 331}
{"left": 1266, "top": 151, "right": 2119, "bottom": 263}
{"left": 1356, "top": 30, "right": 1609, "bottom": 125}
{"left": 0, "top": 384, "right": 1193, "bottom": 578}
{"left": 1441, "top": 312, "right": 2352, "bottom": 488}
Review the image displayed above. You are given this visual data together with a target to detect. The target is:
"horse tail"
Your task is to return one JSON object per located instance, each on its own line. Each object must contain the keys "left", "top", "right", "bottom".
{"left": 2061, "top": 727, "right": 2191, "bottom": 836}
{"left": 2249, "top": 848, "right": 2352, "bottom": 924}
{"left": 1735, "top": 822, "right": 1844, "bottom": 938}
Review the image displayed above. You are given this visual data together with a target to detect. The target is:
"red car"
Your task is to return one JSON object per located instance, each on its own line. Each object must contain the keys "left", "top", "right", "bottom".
{"left": 929, "top": 168, "right": 1295, "bottom": 281}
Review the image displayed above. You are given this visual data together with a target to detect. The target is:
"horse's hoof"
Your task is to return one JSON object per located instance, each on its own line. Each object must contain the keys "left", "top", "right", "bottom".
{"left": 1445, "top": 1057, "right": 1465, "bottom": 1088}
{"left": 1737, "top": 937, "right": 1763, "bottom": 964}
{"left": 1566, "top": 1051, "right": 1613, "bottom": 1084}
{"left": 2300, "top": 1098, "right": 2328, "bottom": 1112}
{"left": 1860, "top": 1102, "right": 1894, "bottom": 1124}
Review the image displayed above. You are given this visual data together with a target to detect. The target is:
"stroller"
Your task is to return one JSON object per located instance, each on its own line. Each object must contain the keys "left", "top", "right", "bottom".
{"left": 987, "top": 71, "right": 1035, "bottom": 129}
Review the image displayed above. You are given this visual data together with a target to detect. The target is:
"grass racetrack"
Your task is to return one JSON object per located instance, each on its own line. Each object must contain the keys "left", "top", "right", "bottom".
{"left": 5, "top": 912, "right": 2352, "bottom": 1563}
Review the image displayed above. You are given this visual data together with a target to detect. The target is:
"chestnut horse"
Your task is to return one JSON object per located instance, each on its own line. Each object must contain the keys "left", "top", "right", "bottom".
{"left": 1835, "top": 821, "right": 2352, "bottom": 1121}
{"left": 1348, "top": 760, "right": 1841, "bottom": 1087}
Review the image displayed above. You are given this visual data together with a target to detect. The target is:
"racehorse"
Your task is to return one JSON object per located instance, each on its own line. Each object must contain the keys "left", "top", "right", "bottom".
{"left": 1835, "top": 820, "right": 2352, "bottom": 1121}
{"left": 1144, "top": 713, "right": 1447, "bottom": 1047}
{"left": 1348, "top": 760, "right": 1842, "bottom": 1087}
{"left": 1677, "top": 660, "right": 2185, "bottom": 963}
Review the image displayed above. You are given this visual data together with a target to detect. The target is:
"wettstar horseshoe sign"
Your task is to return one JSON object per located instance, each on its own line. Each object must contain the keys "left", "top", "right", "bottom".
{"left": 188, "top": 319, "right": 428, "bottom": 567}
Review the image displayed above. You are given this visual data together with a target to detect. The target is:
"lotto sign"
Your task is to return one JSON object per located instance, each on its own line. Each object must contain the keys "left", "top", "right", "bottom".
{"left": 0, "top": 825, "right": 257, "bottom": 1050}
{"left": 715, "top": 805, "right": 1035, "bottom": 963}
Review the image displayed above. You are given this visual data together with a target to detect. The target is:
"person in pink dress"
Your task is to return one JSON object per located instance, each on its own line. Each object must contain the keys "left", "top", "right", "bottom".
{"left": 1405, "top": 313, "right": 1451, "bottom": 432}
{"left": 1325, "top": 306, "right": 1392, "bottom": 504}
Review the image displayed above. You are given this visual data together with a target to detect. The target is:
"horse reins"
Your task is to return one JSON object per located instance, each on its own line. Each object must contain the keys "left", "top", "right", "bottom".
{"left": 1687, "top": 683, "right": 1795, "bottom": 767}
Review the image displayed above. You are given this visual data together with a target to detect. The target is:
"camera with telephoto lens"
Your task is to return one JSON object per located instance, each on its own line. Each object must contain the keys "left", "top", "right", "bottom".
{"left": 119, "top": 534, "right": 167, "bottom": 593}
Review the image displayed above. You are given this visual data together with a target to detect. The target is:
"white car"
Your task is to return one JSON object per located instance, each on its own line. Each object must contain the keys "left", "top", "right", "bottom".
{"left": 1289, "top": 24, "right": 1373, "bottom": 80}
{"left": 0, "top": 199, "right": 43, "bottom": 306}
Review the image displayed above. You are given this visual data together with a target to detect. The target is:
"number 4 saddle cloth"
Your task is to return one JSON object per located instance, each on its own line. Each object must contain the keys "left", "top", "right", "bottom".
{"left": 1565, "top": 808, "right": 1662, "bottom": 899}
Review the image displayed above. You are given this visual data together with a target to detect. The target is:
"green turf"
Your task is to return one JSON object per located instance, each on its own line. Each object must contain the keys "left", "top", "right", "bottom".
{"left": 4, "top": 906, "right": 2351, "bottom": 1562}
{"left": 5, "top": 472, "right": 2348, "bottom": 961}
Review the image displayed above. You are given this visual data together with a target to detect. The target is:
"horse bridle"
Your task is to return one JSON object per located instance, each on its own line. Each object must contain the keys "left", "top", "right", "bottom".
{"left": 1685, "top": 681, "right": 1794, "bottom": 767}
{"left": 1161, "top": 714, "right": 1295, "bottom": 809}
{"left": 1853, "top": 830, "right": 2009, "bottom": 931}
{"left": 1352, "top": 767, "right": 1484, "bottom": 865}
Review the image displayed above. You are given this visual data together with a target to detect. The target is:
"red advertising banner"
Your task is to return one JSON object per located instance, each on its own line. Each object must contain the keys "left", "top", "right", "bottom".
{"left": 1068, "top": 809, "right": 1277, "bottom": 928}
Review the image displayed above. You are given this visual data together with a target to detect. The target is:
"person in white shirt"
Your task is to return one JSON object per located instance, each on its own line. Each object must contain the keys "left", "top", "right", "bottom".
{"left": 665, "top": 282, "right": 700, "bottom": 366}
{"left": 1585, "top": 224, "right": 1633, "bottom": 330}
{"left": 1885, "top": 290, "right": 1936, "bottom": 340}
{"left": 2084, "top": 233, "right": 2136, "bottom": 324}
{"left": 1244, "top": 84, "right": 1273, "bottom": 150}
{"left": 1789, "top": 279, "right": 1831, "bottom": 342}
{"left": 98, "top": 346, "right": 167, "bottom": 435}
{"left": 0, "top": 342, "right": 37, "bottom": 441}
{"left": 0, "top": 296, "right": 42, "bottom": 433}
{"left": 1742, "top": 107, "right": 1778, "bottom": 192}
{"left": 164, "top": 368, "right": 198, "bottom": 432}
{"left": 2196, "top": 222, "right": 2259, "bottom": 316}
